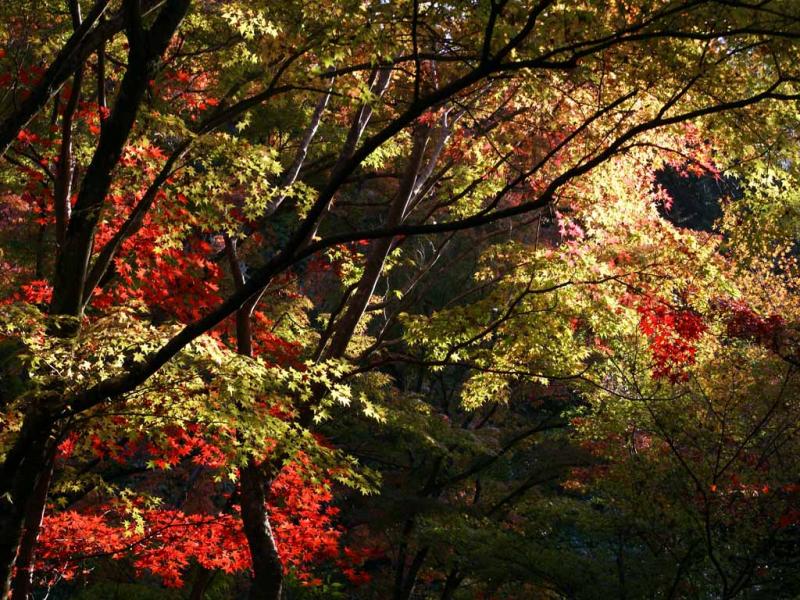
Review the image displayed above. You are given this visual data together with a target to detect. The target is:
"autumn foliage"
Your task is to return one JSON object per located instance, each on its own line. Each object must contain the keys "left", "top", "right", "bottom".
{"left": 2, "top": 1, "right": 800, "bottom": 599}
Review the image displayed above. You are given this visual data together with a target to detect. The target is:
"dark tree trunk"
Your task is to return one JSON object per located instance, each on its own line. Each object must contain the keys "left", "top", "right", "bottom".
{"left": 239, "top": 462, "right": 283, "bottom": 600}
{"left": 394, "top": 545, "right": 429, "bottom": 600}
{"left": 9, "top": 446, "right": 56, "bottom": 600}
{"left": 50, "top": 0, "right": 191, "bottom": 317}
{"left": 0, "top": 0, "right": 111, "bottom": 158}
{"left": 440, "top": 569, "right": 463, "bottom": 600}
{"left": 0, "top": 2, "right": 192, "bottom": 595}
{"left": 226, "top": 239, "right": 283, "bottom": 600}
{"left": 187, "top": 566, "right": 216, "bottom": 600}
{"left": 0, "top": 411, "right": 55, "bottom": 600}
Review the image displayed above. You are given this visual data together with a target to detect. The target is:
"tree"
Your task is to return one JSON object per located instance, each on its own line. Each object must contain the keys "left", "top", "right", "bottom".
{"left": 2, "top": 0, "right": 800, "bottom": 598}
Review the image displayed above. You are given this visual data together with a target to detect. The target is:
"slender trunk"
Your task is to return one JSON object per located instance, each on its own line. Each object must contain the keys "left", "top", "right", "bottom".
{"left": 338, "top": 68, "right": 393, "bottom": 167}
{"left": 304, "top": 67, "right": 392, "bottom": 243}
{"left": 226, "top": 239, "right": 283, "bottom": 600}
{"left": 96, "top": 38, "right": 107, "bottom": 127}
{"left": 321, "top": 128, "right": 429, "bottom": 360}
{"left": 53, "top": 68, "right": 83, "bottom": 250}
{"left": 392, "top": 461, "right": 443, "bottom": 600}
{"left": 393, "top": 518, "right": 414, "bottom": 600}
{"left": 34, "top": 211, "right": 45, "bottom": 279}
{"left": 616, "top": 534, "right": 627, "bottom": 600}
{"left": 54, "top": 0, "right": 84, "bottom": 249}
{"left": 263, "top": 77, "right": 333, "bottom": 218}
{"left": 320, "top": 114, "right": 457, "bottom": 360}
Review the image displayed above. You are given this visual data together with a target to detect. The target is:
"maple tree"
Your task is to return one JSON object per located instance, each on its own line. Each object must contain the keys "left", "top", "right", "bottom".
{"left": 1, "top": 0, "right": 800, "bottom": 599}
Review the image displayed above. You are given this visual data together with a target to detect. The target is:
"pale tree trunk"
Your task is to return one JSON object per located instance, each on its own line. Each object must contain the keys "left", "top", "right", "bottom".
{"left": 318, "top": 108, "right": 458, "bottom": 363}
{"left": 320, "top": 127, "right": 430, "bottom": 361}
{"left": 54, "top": 0, "right": 86, "bottom": 252}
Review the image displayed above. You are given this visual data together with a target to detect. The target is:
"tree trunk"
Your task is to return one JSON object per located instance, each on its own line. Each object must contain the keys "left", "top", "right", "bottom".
{"left": 0, "top": 412, "right": 55, "bottom": 600}
{"left": 9, "top": 446, "right": 56, "bottom": 600}
{"left": 321, "top": 127, "right": 429, "bottom": 360}
{"left": 303, "top": 66, "right": 392, "bottom": 243}
{"left": 0, "top": 0, "right": 111, "bottom": 158}
{"left": 53, "top": 67, "right": 83, "bottom": 251}
{"left": 226, "top": 239, "right": 283, "bottom": 600}
{"left": 440, "top": 569, "right": 463, "bottom": 600}
{"left": 394, "top": 545, "right": 429, "bottom": 600}
{"left": 187, "top": 566, "right": 216, "bottom": 600}
{"left": 50, "top": 0, "right": 191, "bottom": 317}
{"left": 239, "top": 462, "right": 283, "bottom": 600}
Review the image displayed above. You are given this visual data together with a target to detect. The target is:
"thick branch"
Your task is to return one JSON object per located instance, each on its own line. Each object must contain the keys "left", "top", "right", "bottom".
{"left": 50, "top": 0, "right": 192, "bottom": 317}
